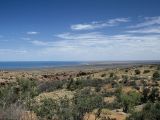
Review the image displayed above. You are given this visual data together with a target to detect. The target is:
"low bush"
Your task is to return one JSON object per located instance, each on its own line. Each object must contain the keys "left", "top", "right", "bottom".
{"left": 66, "top": 78, "right": 112, "bottom": 91}
{"left": 141, "top": 87, "right": 160, "bottom": 103}
{"left": 157, "top": 65, "right": 160, "bottom": 70}
{"left": 135, "top": 69, "right": 141, "bottom": 75}
{"left": 109, "top": 72, "right": 114, "bottom": 78}
{"left": 33, "top": 97, "right": 75, "bottom": 119}
{"left": 127, "top": 102, "right": 160, "bottom": 120}
{"left": 38, "top": 80, "right": 66, "bottom": 92}
{"left": 33, "top": 88, "right": 104, "bottom": 120}
{"left": 0, "top": 78, "right": 39, "bottom": 120}
{"left": 101, "top": 73, "right": 106, "bottom": 77}
{"left": 152, "top": 71, "right": 160, "bottom": 80}
{"left": 117, "top": 91, "right": 141, "bottom": 113}
{"left": 143, "top": 70, "right": 150, "bottom": 74}
{"left": 73, "top": 88, "right": 104, "bottom": 119}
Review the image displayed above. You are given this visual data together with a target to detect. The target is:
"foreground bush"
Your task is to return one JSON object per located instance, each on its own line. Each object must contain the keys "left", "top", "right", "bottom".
{"left": 73, "top": 88, "right": 104, "bottom": 119}
{"left": 33, "top": 98, "right": 71, "bottom": 119}
{"left": 127, "top": 102, "right": 160, "bottom": 120}
{"left": 0, "top": 78, "right": 39, "bottom": 119}
{"left": 32, "top": 88, "right": 104, "bottom": 120}
{"left": 117, "top": 91, "right": 141, "bottom": 113}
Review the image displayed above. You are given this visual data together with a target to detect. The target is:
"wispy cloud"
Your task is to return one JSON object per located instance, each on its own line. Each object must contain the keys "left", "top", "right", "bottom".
{"left": 30, "top": 40, "right": 48, "bottom": 46}
{"left": 71, "top": 18, "right": 129, "bottom": 30}
{"left": 21, "top": 37, "right": 31, "bottom": 40}
{"left": 127, "top": 26, "right": 160, "bottom": 34}
{"left": 56, "top": 32, "right": 107, "bottom": 40}
{"left": 129, "top": 16, "right": 160, "bottom": 28}
{"left": 32, "top": 32, "right": 160, "bottom": 50}
{"left": 29, "top": 32, "right": 160, "bottom": 60}
{"left": 3, "top": 16, "right": 160, "bottom": 61}
{"left": 127, "top": 16, "right": 160, "bottom": 34}
{"left": 0, "top": 49, "right": 27, "bottom": 54}
{"left": 27, "top": 31, "right": 39, "bottom": 35}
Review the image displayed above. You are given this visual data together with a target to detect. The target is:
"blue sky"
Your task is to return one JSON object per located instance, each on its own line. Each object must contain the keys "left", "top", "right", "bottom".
{"left": 0, "top": 0, "right": 160, "bottom": 61}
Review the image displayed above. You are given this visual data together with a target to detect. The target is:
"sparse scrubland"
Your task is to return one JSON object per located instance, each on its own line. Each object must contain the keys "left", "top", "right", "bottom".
{"left": 0, "top": 64, "right": 160, "bottom": 120}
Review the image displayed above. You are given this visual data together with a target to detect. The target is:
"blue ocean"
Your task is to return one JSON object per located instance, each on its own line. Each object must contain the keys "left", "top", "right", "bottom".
{"left": 0, "top": 61, "right": 83, "bottom": 70}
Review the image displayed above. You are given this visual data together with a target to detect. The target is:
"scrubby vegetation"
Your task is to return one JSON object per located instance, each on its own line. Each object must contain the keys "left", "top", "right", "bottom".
{"left": 127, "top": 102, "right": 160, "bottom": 120}
{"left": 0, "top": 64, "right": 160, "bottom": 119}
{"left": 0, "top": 78, "right": 39, "bottom": 119}
{"left": 143, "top": 70, "right": 150, "bottom": 74}
{"left": 153, "top": 71, "right": 160, "bottom": 80}
{"left": 135, "top": 69, "right": 141, "bottom": 75}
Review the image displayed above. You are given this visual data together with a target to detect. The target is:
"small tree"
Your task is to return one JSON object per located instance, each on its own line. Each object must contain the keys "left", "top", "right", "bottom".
{"left": 33, "top": 98, "right": 57, "bottom": 119}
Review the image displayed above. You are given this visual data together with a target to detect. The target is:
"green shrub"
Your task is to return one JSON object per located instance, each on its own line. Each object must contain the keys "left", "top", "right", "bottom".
{"left": 127, "top": 102, "right": 160, "bottom": 120}
{"left": 135, "top": 69, "right": 141, "bottom": 75}
{"left": 148, "top": 87, "right": 159, "bottom": 102}
{"left": 17, "top": 78, "right": 39, "bottom": 100}
{"left": 141, "top": 87, "right": 150, "bottom": 103}
{"left": 143, "top": 70, "right": 150, "bottom": 74}
{"left": 101, "top": 73, "right": 106, "bottom": 77}
{"left": 73, "top": 88, "right": 104, "bottom": 119}
{"left": 141, "top": 87, "right": 160, "bottom": 103}
{"left": 33, "top": 97, "right": 74, "bottom": 120}
{"left": 0, "top": 78, "right": 39, "bottom": 112}
{"left": 33, "top": 98, "right": 57, "bottom": 119}
{"left": 0, "top": 84, "right": 19, "bottom": 108}
{"left": 38, "top": 80, "right": 66, "bottom": 92}
{"left": 157, "top": 65, "right": 160, "bottom": 70}
{"left": 109, "top": 73, "right": 114, "bottom": 78}
{"left": 152, "top": 71, "right": 160, "bottom": 80}
{"left": 118, "top": 91, "right": 141, "bottom": 113}
{"left": 125, "top": 69, "right": 129, "bottom": 73}
{"left": 66, "top": 78, "right": 110, "bottom": 91}
{"left": 33, "top": 88, "right": 104, "bottom": 120}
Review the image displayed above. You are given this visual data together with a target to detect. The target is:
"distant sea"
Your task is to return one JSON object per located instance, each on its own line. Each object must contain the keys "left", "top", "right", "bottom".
{"left": 0, "top": 60, "right": 160, "bottom": 70}
{"left": 0, "top": 61, "right": 83, "bottom": 70}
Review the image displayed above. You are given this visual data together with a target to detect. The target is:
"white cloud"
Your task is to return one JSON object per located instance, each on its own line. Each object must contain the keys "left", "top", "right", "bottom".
{"left": 0, "top": 49, "right": 27, "bottom": 54}
{"left": 31, "top": 40, "right": 49, "bottom": 46}
{"left": 27, "top": 31, "right": 39, "bottom": 35}
{"left": 2, "top": 31, "right": 160, "bottom": 61}
{"left": 29, "top": 32, "right": 160, "bottom": 60}
{"left": 129, "top": 16, "right": 160, "bottom": 28}
{"left": 71, "top": 18, "right": 129, "bottom": 30}
{"left": 127, "top": 26, "right": 160, "bottom": 33}
{"left": 127, "top": 16, "right": 160, "bottom": 34}
{"left": 21, "top": 37, "right": 31, "bottom": 40}
{"left": 34, "top": 32, "right": 160, "bottom": 49}
{"left": 56, "top": 32, "right": 107, "bottom": 40}
{"left": 2, "top": 16, "right": 160, "bottom": 61}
